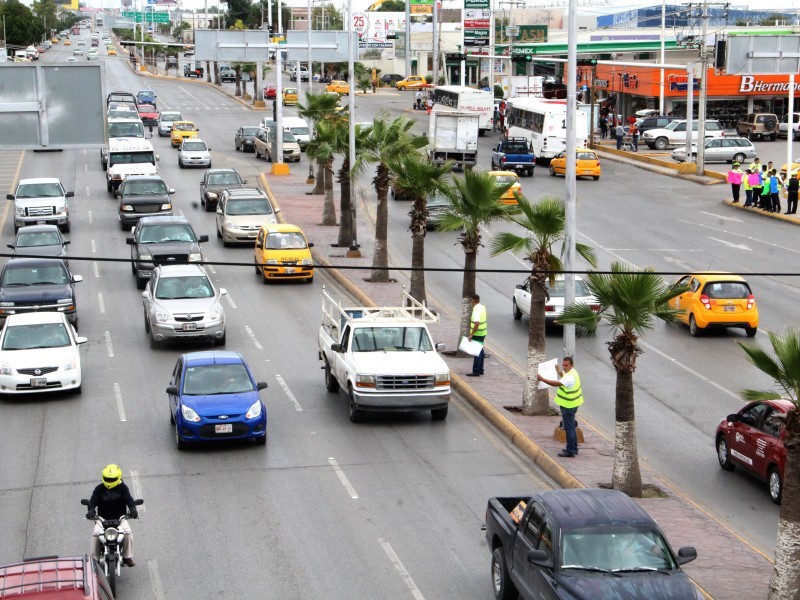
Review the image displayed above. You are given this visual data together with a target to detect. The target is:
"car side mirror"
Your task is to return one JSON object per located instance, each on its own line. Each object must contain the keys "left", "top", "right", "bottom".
{"left": 308, "top": 242, "right": 314, "bottom": 248}
{"left": 126, "top": 237, "right": 135, "bottom": 245}
{"left": 676, "top": 547, "right": 697, "bottom": 565}
{"left": 141, "top": 291, "right": 149, "bottom": 299}
{"left": 435, "top": 342, "right": 446, "bottom": 352}
{"left": 63, "top": 240, "right": 71, "bottom": 246}
{"left": 257, "top": 381, "right": 268, "bottom": 391}
{"left": 198, "top": 235, "right": 209, "bottom": 243}
{"left": 527, "top": 549, "right": 553, "bottom": 569}
{"left": 216, "top": 207, "right": 223, "bottom": 214}
{"left": 243, "top": 179, "right": 248, "bottom": 184}
{"left": 169, "top": 189, "right": 176, "bottom": 194}
{"left": 166, "top": 386, "right": 178, "bottom": 395}
{"left": 208, "top": 148, "right": 212, "bottom": 151}
{"left": 76, "top": 336, "right": 88, "bottom": 345}
{"left": 6, "top": 194, "right": 14, "bottom": 200}
{"left": 219, "top": 288, "right": 227, "bottom": 296}
{"left": 331, "top": 343, "right": 342, "bottom": 353}
{"left": 66, "top": 191, "right": 75, "bottom": 198}
{"left": 6, "top": 244, "right": 13, "bottom": 249}
{"left": 515, "top": 284, "right": 524, "bottom": 289}
{"left": 726, "top": 413, "right": 738, "bottom": 424}
{"left": 72, "top": 275, "right": 83, "bottom": 283}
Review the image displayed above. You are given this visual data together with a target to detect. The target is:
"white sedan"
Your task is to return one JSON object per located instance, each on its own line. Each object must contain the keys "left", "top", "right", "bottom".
{"left": 512, "top": 274, "right": 599, "bottom": 324}
{"left": 0, "top": 312, "right": 86, "bottom": 395}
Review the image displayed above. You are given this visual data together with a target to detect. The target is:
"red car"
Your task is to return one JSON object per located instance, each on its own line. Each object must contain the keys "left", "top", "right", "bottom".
{"left": 264, "top": 84, "right": 277, "bottom": 100}
{"left": 0, "top": 555, "right": 115, "bottom": 598}
{"left": 716, "top": 399, "right": 793, "bottom": 504}
{"left": 137, "top": 103, "right": 159, "bottom": 127}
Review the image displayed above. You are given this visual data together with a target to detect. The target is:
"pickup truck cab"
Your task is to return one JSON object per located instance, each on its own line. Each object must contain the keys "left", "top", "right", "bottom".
{"left": 642, "top": 119, "right": 724, "bottom": 150}
{"left": 7, "top": 178, "right": 73, "bottom": 233}
{"left": 183, "top": 64, "right": 204, "bottom": 78}
{"left": 485, "top": 489, "right": 701, "bottom": 600}
{"left": 318, "top": 287, "right": 451, "bottom": 422}
{"left": 491, "top": 137, "right": 535, "bottom": 176}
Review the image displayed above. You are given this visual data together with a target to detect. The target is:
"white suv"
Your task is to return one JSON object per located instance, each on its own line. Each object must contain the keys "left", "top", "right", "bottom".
{"left": 642, "top": 119, "right": 724, "bottom": 150}
{"left": 178, "top": 138, "right": 212, "bottom": 168}
{"left": 779, "top": 112, "right": 800, "bottom": 141}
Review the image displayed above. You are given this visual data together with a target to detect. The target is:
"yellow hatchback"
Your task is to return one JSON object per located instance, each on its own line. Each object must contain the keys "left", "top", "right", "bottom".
{"left": 107, "top": 47, "right": 117, "bottom": 56}
{"left": 549, "top": 148, "right": 601, "bottom": 180}
{"left": 669, "top": 273, "right": 758, "bottom": 337}
{"left": 64, "top": 38, "right": 71, "bottom": 46}
{"left": 283, "top": 87, "right": 298, "bottom": 106}
{"left": 170, "top": 121, "right": 200, "bottom": 148}
{"left": 395, "top": 76, "right": 427, "bottom": 90}
{"left": 487, "top": 171, "right": 522, "bottom": 205}
{"left": 254, "top": 224, "right": 314, "bottom": 283}
{"left": 326, "top": 80, "right": 349, "bottom": 95}
{"left": 51, "top": 37, "right": 59, "bottom": 44}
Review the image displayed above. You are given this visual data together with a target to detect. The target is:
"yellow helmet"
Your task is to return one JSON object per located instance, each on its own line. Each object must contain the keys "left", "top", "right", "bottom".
{"left": 102, "top": 464, "right": 122, "bottom": 489}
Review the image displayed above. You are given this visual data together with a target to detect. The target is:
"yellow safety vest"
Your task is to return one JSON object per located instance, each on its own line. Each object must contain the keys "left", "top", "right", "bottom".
{"left": 555, "top": 368, "right": 584, "bottom": 409}
{"left": 472, "top": 303, "right": 487, "bottom": 336}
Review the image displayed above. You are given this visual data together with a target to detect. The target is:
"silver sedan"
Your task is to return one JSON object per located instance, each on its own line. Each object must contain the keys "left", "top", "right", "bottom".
{"left": 671, "top": 137, "right": 757, "bottom": 164}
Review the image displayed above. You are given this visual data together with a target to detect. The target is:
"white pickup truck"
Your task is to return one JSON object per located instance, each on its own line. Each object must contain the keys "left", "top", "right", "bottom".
{"left": 318, "top": 287, "right": 451, "bottom": 423}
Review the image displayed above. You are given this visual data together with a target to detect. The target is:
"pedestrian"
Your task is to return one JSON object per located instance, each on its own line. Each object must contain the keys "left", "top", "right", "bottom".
{"left": 750, "top": 166, "right": 763, "bottom": 206}
{"left": 727, "top": 162, "right": 744, "bottom": 203}
{"left": 599, "top": 115, "right": 608, "bottom": 140}
{"left": 786, "top": 171, "right": 799, "bottom": 215}
{"left": 749, "top": 157, "right": 761, "bottom": 174}
{"left": 744, "top": 169, "right": 760, "bottom": 207}
{"left": 742, "top": 169, "right": 753, "bottom": 206}
{"left": 493, "top": 104, "right": 500, "bottom": 132}
{"left": 415, "top": 90, "right": 422, "bottom": 110}
{"left": 537, "top": 357, "right": 584, "bottom": 458}
{"left": 769, "top": 169, "right": 782, "bottom": 213}
{"left": 628, "top": 122, "right": 639, "bottom": 152}
{"left": 759, "top": 165, "right": 771, "bottom": 209}
{"left": 466, "top": 294, "right": 487, "bottom": 377}
{"left": 371, "top": 79, "right": 377, "bottom": 94}
{"left": 615, "top": 123, "right": 625, "bottom": 150}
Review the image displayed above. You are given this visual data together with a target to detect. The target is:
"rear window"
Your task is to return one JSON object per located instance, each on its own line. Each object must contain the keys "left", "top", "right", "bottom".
{"left": 705, "top": 122, "right": 722, "bottom": 131}
{"left": 504, "top": 142, "right": 529, "bottom": 153}
{"left": 577, "top": 152, "right": 597, "bottom": 161}
{"left": 701, "top": 281, "right": 751, "bottom": 299}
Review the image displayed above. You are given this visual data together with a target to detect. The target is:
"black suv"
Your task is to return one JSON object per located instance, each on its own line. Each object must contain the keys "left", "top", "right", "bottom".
{"left": 0, "top": 258, "right": 83, "bottom": 327}
{"left": 117, "top": 175, "right": 175, "bottom": 230}
{"left": 127, "top": 215, "right": 209, "bottom": 289}
{"left": 200, "top": 168, "right": 247, "bottom": 212}
{"left": 634, "top": 115, "right": 679, "bottom": 135}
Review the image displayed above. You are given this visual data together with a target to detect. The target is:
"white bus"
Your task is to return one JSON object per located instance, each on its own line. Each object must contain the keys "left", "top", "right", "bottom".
{"left": 505, "top": 98, "right": 589, "bottom": 160}
{"left": 430, "top": 86, "right": 494, "bottom": 136}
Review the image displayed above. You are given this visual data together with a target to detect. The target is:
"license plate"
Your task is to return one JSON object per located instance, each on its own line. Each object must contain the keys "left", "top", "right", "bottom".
{"left": 724, "top": 305, "right": 736, "bottom": 312}
{"left": 215, "top": 423, "right": 233, "bottom": 434}
{"left": 285, "top": 267, "right": 295, "bottom": 274}
{"left": 248, "top": 232, "right": 257, "bottom": 238}
{"left": 37, "top": 220, "right": 46, "bottom": 225}
{"left": 583, "top": 171, "right": 593, "bottom": 175}
{"left": 182, "top": 322, "right": 197, "bottom": 331}
{"left": 30, "top": 377, "right": 47, "bottom": 387}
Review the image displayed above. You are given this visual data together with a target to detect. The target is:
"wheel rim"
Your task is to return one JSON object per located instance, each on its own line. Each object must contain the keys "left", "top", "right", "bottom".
{"left": 492, "top": 556, "right": 502, "bottom": 594}
{"left": 717, "top": 439, "right": 728, "bottom": 465}
{"left": 689, "top": 314, "right": 698, "bottom": 335}
{"left": 769, "top": 470, "right": 781, "bottom": 499}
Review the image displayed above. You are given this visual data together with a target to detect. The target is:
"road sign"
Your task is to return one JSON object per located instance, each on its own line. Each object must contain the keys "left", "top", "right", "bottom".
{"left": 121, "top": 11, "right": 170, "bottom": 24}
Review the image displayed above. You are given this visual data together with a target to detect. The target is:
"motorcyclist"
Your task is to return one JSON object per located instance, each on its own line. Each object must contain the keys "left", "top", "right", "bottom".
{"left": 85, "top": 464, "right": 138, "bottom": 567}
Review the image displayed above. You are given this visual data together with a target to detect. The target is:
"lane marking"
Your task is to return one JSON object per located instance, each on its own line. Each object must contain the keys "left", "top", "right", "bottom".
{"left": 707, "top": 236, "right": 751, "bottom": 251}
{"left": 97, "top": 292, "right": 105, "bottom": 314}
{"left": 93, "top": 262, "right": 100, "bottom": 278}
{"left": 328, "top": 457, "right": 358, "bottom": 499}
{"left": 206, "top": 264, "right": 216, "bottom": 274}
{"left": 129, "top": 469, "right": 145, "bottom": 511}
{"left": 678, "top": 220, "right": 800, "bottom": 255}
{"left": 177, "top": 86, "right": 207, "bottom": 106}
{"left": 85, "top": 185, "right": 90, "bottom": 198}
{"left": 82, "top": 149, "right": 87, "bottom": 156}
{"left": 91, "top": 239, "right": 96, "bottom": 253}
{"left": 147, "top": 560, "right": 166, "bottom": 600}
{"left": 579, "top": 232, "right": 636, "bottom": 267}
{"left": 88, "top": 210, "right": 93, "bottom": 224}
{"left": 224, "top": 293, "right": 237, "bottom": 309}
{"left": 244, "top": 325, "right": 263, "bottom": 350}
{"left": 113, "top": 382, "right": 127, "bottom": 422}
{"left": 379, "top": 538, "right": 426, "bottom": 600}
{"left": 699, "top": 211, "right": 742, "bottom": 222}
{"left": 84, "top": 164, "right": 88, "bottom": 173}
{"left": 104, "top": 331, "right": 114, "bottom": 357}
{"left": 275, "top": 374, "right": 303, "bottom": 412}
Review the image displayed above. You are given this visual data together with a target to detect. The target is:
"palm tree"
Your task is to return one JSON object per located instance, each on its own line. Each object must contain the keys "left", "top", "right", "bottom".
{"left": 437, "top": 169, "right": 517, "bottom": 347}
{"left": 333, "top": 120, "right": 371, "bottom": 249}
{"left": 306, "top": 121, "right": 338, "bottom": 226}
{"left": 351, "top": 116, "right": 428, "bottom": 282}
{"left": 558, "top": 263, "right": 687, "bottom": 497}
{"left": 490, "top": 196, "right": 596, "bottom": 416}
{"left": 386, "top": 151, "right": 453, "bottom": 303}
{"left": 298, "top": 92, "right": 345, "bottom": 195}
{"left": 737, "top": 329, "right": 800, "bottom": 600}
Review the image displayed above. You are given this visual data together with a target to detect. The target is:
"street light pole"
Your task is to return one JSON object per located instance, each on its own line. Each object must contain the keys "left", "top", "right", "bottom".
{"left": 564, "top": 0, "right": 577, "bottom": 357}
{"left": 695, "top": 0, "right": 709, "bottom": 175}
{"left": 347, "top": 0, "right": 360, "bottom": 257}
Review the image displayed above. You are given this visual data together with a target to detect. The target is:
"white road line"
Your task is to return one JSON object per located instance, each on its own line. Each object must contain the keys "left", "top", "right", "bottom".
{"left": 93, "top": 262, "right": 100, "bottom": 278}
{"left": 224, "top": 293, "right": 237, "bottom": 309}
{"left": 707, "top": 236, "right": 751, "bottom": 251}
{"left": 82, "top": 149, "right": 87, "bottom": 156}
{"left": 244, "top": 325, "right": 263, "bottom": 350}
{"left": 275, "top": 374, "right": 303, "bottom": 412}
{"left": 104, "top": 331, "right": 114, "bottom": 357}
{"left": 328, "top": 457, "right": 358, "bottom": 499}
{"left": 699, "top": 211, "right": 742, "bottom": 222}
{"left": 91, "top": 239, "right": 96, "bottom": 253}
{"left": 114, "top": 383, "right": 127, "bottom": 422}
{"left": 678, "top": 219, "right": 800, "bottom": 255}
{"left": 97, "top": 292, "right": 105, "bottom": 314}
{"left": 147, "top": 560, "right": 166, "bottom": 600}
{"left": 379, "top": 538, "right": 426, "bottom": 600}
{"left": 177, "top": 86, "right": 207, "bottom": 107}
{"left": 88, "top": 210, "right": 93, "bottom": 224}
{"left": 206, "top": 264, "right": 216, "bottom": 274}
{"left": 129, "top": 469, "right": 145, "bottom": 511}
{"left": 84, "top": 164, "right": 87, "bottom": 173}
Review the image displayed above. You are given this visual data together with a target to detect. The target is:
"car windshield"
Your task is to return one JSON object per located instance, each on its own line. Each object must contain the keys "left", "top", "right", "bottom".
{"left": 289, "top": 127, "right": 309, "bottom": 137}
{"left": 283, "top": 131, "right": 297, "bottom": 143}
{"left": 665, "top": 121, "right": 681, "bottom": 130}
{"left": 16, "top": 231, "right": 62, "bottom": 247}
{"left": 161, "top": 112, "right": 182, "bottom": 122}
{"left": 560, "top": 527, "right": 677, "bottom": 572}
{"left": 701, "top": 281, "right": 751, "bottom": 299}
{"left": 427, "top": 192, "right": 450, "bottom": 208}
{"left": 2, "top": 322, "right": 71, "bottom": 350}
{"left": 15, "top": 183, "right": 63, "bottom": 198}
{"left": 351, "top": 327, "right": 433, "bottom": 352}
{"left": 2, "top": 264, "right": 68, "bottom": 286}
{"left": 110, "top": 152, "right": 155, "bottom": 165}
{"left": 108, "top": 109, "right": 137, "bottom": 119}
{"left": 140, "top": 225, "right": 195, "bottom": 244}
{"left": 266, "top": 232, "right": 307, "bottom": 249}
{"left": 240, "top": 127, "right": 259, "bottom": 136}
{"left": 546, "top": 279, "right": 590, "bottom": 298}
{"left": 155, "top": 275, "right": 213, "bottom": 300}
{"left": 182, "top": 141, "right": 207, "bottom": 151}
{"left": 175, "top": 123, "right": 196, "bottom": 131}
{"left": 124, "top": 180, "right": 167, "bottom": 195}
{"left": 109, "top": 122, "right": 144, "bottom": 138}
{"left": 226, "top": 198, "right": 272, "bottom": 215}
{"left": 208, "top": 173, "right": 243, "bottom": 185}
{"left": 182, "top": 363, "right": 254, "bottom": 395}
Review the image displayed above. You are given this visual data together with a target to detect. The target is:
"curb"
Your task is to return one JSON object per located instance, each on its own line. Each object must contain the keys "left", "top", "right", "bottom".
{"left": 593, "top": 148, "right": 723, "bottom": 185}
{"left": 722, "top": 198, "right": 800, "bottom": 223}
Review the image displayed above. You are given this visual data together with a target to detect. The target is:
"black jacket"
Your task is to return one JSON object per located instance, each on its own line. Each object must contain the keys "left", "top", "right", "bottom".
{"left": 788, "top": 177, "right": 799, "bottom": 195}
{"left": 88, "top": 482, "right": 136, "bottom": 519}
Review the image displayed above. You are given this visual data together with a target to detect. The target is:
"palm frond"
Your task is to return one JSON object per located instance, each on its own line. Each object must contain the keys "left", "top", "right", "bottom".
{"left": 740, "top": 389, "right": 784, "bottom": 401}
{"left": 490, "top": 231, "right": 532, "bottom": 258}
{"left": 559, "top": 303, "right": 600, "bottom": 335}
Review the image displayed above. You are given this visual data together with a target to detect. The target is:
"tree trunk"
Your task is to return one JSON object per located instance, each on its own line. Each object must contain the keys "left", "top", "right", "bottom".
{"left": 612, "top": 368, "right": 643, "bottom": 497}
{"left": 320, "top": 161, "right": 337, "bottom": 226}
{"left": 214, "top": 61, "right": 220, "bottom": 85}
{"left": 768, "top": 419, "right": 800, "bottom": 599}
{"left": 370, "top": 168, "right": 390, "bottom": 282}
{"left": 457, "top": 247, "right": 478, "bottom": 352}
{"left": 311, "top": 160, "right": 325, "bottom": 195}
{"left": 408, "top": 198, "right": 427, "bottom": 303}
{"left": 206, "top": 61, "right": 211, "bottom": 82}
{"left": 337, "top": 159, "right": 353, "bottom": 247}
{"left": 522, "top": 276, "right": 550, "bottom": 416}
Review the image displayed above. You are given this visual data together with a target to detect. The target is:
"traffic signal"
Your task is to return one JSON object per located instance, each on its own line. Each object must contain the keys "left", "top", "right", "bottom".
{"left": 511, "top": 54, "right": 532, "bottom": 63}
{"left": 576, "top": 58, "right": 597, "bottom": 67}
{"left": 446, "top": 52, "right": 467, "bottom": 61}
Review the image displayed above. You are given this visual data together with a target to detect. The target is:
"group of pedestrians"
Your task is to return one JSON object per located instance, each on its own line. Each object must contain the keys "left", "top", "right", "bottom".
{"left": 729, "top": 158, "right": 800, "bottom": 214}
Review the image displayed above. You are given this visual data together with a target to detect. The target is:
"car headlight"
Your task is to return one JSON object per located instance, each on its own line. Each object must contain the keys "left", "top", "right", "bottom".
{"left": 206, "top": 192, "right": 218, "bottom": 200}
{"left": 300, "top": 258, "right": 313, "bottom": 266}
{"left": 209, "top": 308, "right": 222, "bottom": 320}
{"left": 265, "top": 259, "right": 278, "bottom": 265}
{"left": 245, "top": 400, "right": 262, "bottom": 419}
{"left": 356, "top": 374, "right": 375, "bottom": 388}
{"left": 15, "top": 207, "right": 25, "bottom": 217}
{"left": 181, "top": 404, "right": 201, "bottom": 422}
{"left": 160, "top": 203, "right": 172, "bottom": 210}
{"left": 188, "top": 252, "right": 202, "bottom": 262}
{"left": 225, "top": 220, "right": 237, "bottom": 229}
{"left": 120, "top": 204, "right": 134, "bottom": 212}
{"left": 0, "top": 362, "right": 12, "bottom": 375}
{"left": 434, "top": 373, "right": 450, "bottom": 386}
{"left": 155, "top": 310, "right": 169, "bottom": 323}
{"left": 138, "top": 252, "right": 152, "bottom": 261}
{"left": 0, "top": 302, "right": 15, "bottom": 308}
{"left": 64, "top": 359, "right": 75, "bottom": 371}
{"left": 56, "top": 206, "right": 67, "bottom": 215}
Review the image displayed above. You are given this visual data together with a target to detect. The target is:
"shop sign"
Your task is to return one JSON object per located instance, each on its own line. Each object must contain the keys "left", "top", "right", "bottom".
{"left": 668, "top": 73, "right": 700, "bottom": 92}
{"left": 739, "top": 76, "right": 800, "bottom": 93}
{"left": 494, "top": 24, "right": 547, "bottom": 43}
{"left": 464, "top": 0, "right": 490, "bottom": 8}
{"left": 464, "top": 38, "right": 490, "bottom": 47}
{"left": 595, "top": 79, "right": 608, "bottom": 88}
{"left": 464, "top": 28, "right": 490, "bottom": 38}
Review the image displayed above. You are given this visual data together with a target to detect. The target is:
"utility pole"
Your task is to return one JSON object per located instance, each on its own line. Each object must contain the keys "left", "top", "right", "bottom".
{"left": 432, "top": 0, "right": 439, "bottom": 85}
{"left": 404, "top": 0, "right": 410, "bottom": 76}
{"left": 696, "top": 0, "right": 708, "bottom": 175}
{"left": 564, "top": 0, "right": 577, "bottom": 357}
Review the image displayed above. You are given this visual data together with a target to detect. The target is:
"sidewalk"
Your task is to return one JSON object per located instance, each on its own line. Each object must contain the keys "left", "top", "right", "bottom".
{"left": 258, "top": 167, "right": 774, "bottom": 600}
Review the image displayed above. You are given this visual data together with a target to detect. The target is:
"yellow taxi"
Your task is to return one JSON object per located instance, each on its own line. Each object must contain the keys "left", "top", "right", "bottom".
{"left": 487, "top": 171, "right": 522, "bottom": 205}
{"left": 64, "top": 38, "right": 71, "bottom": 46}
{"left": 50, "top": 37, "right": 59, "bottom": 44}
{"left": 283, "top": 87, "right": 298, "bottom": 106}
{"left": 323, "top": 91, "right": 344, "bottom": 111}
{"left": 395, "top": 75, "right": 427, "bottom": 90}
{"left": 779, "top": 157, "right": 799, "bottom": 179}
{"left": 170, "top": 121, "right": 200, "bottom": 148}
{"left": 254, "top": 224, "right": 314, "bottom": 283}
{"left": 107, "top": 47, "right": 117, "bottom": 56}
{"left": 549, "top": 148, "right": 601, "bottom": 180}
{"left": 668, "top": 273, "right": 758, "bottom": 337}
{"left": 326, "top": 80, "right": 349, "bottom": 95}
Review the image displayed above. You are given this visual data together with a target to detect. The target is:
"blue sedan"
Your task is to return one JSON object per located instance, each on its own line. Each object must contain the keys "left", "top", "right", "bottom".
{"left": 167, "top": 351, "right": 267, "bottom": 449}
{"left": 136, "top": 89, "right": 157, "bottom": 108}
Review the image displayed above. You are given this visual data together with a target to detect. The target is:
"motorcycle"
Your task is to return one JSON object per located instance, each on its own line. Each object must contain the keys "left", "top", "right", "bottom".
{"left": 81, "top": 497, "right": 143, "bottom": 595}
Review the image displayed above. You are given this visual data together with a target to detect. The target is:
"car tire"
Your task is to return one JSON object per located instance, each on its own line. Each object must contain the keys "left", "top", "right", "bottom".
{"left": 169, "top": 406, "right": 175, "bottom": 425}
{"left": 207, "top": 162, "right": 212, "bottom": 169}
{"left": 60, "top": 222, "right": 70, "bottom": 233}
{"left": 549, "top": 165, "right": 556, "bottom": 177}
{"left": 324, "top": 358, "right": 340, "bottom": 392}
{"left": 769, "top": 466, "right": 783, "bottom": 504}
{"left": 770, "top": 133, "right": 777, "bottom": 142}
{"left": 216, "top": 226, "right": 222, "bottom": 239}
{"left": 431, "top": 406, "right": 448, "bottom": 421}
{"left": 215, "top": 331, "right": 226, "bottom": 347}
{"left": 255, "top": 148, "right": 261, "bottom": 159}
{"left": 491, "top": 547, "right": 517, "bottom": 600}
{"left": 149, "top": 332, "right": 159, "bottom": 349}
{"left": 254, "top": 432, "right": 267, "bottom": 446}
{"left": 136, "top": 276, "right": 146, "bottom": 290}
{"left": 745, "top": 325, "right": 757, "bottom": 337}
{"left": 73, "top": 385, "right": 82, "bottom": 395}
{"left": 512, "top": 299, "right": 522, "bottom": 320}
{"left": 266, "top": 150, "right": 272, "bottom": 163}
{"left": 593, "top": 176, "right": 600, "bottom": 180}
{"left": 179, "top": 160, "right": 184, "bottom": 168}
{"left": 689, "top": 313, "right": 702, "bottom": 337}
{"left": 527, "top": 168, "right": 534, "bottom": 177}
{"left": 175, "top": 425, "right": 188, "bottom": 450}
{"left": 107, "top": 181, "right": 112, "bottom": 193}
{"left": 143, "top": 313, "right": 150, "bottom": 333}
{"left": 732, "top": 153, "right": 746, "bottom": 164}
{"left": 306, "top": 275, "right": 313, "bottom": 284}
{"left": 654, "top": 137, "right": 669, "bottom": 151}
{"left": 348, "top": 386, "right": 364, "bottom": 423}
{"left": 716, "top": 435, "right": 735, "bottom": 471}
{"left": 254, "top": 260, "right": 261, "bottom": 274}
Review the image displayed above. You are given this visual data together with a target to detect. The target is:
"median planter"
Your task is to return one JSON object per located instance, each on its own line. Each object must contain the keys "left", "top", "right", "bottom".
{"left": 676, "top": 162, "right": 697, "bottom": 175}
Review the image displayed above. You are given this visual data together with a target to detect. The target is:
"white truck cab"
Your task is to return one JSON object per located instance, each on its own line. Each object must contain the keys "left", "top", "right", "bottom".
{"left": 106, "top": 137, "right": 159, "bottom": 194}
{"left": 7, "top": 178, "right": 73, "bottom": 233}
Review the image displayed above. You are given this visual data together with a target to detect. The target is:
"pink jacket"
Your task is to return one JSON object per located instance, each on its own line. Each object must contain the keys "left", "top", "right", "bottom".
{"left": 748, "top": 172, "right": 761, "bottom": 186}
{"left": 727, "top": 170, "right": 743, "bottom": 185}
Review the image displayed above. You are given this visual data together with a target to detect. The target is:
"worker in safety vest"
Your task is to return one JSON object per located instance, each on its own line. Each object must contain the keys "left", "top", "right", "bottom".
{"left": 537, "top": 356, "right": 584, "bottom": 457}
{"left": 466, "top": 294, "right": 487, "bottom": 377}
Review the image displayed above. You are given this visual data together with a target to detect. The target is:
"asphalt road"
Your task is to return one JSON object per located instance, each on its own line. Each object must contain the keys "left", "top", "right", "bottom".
{"left": 0, "top": 36, "right": 557, "bottom": 599}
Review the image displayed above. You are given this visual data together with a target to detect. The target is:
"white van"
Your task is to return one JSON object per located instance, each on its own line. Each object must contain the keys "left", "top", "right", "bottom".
{"left": 106, "top": 138, "right": 159, "bottom": 194}
{"left": 101, "top": 118, "right": 146, "bottom": 169}
{"left": 282, "top": 117, "right": 311, "bottom": 151}
{"left": 779, "top": 112, "right": 800, "bottom": 141}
